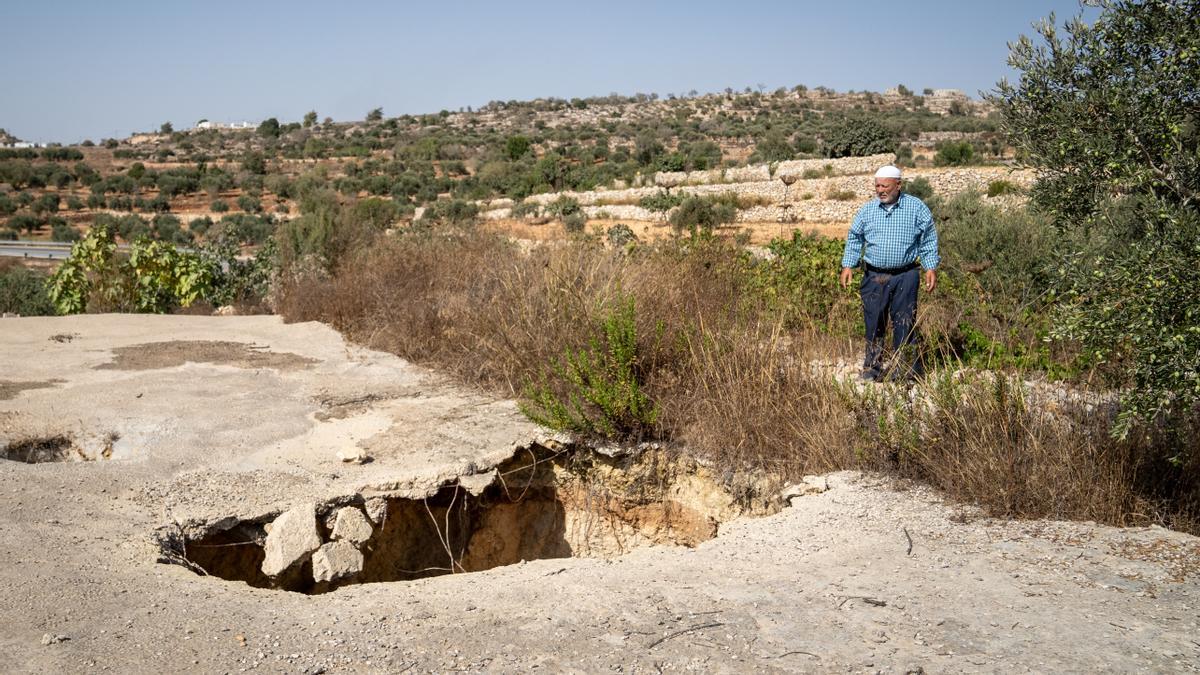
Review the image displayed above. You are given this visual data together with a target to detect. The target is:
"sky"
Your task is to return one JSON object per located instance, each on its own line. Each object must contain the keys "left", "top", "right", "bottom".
{"left": 0, "top": 1, "right": 1096, "bottom": 144}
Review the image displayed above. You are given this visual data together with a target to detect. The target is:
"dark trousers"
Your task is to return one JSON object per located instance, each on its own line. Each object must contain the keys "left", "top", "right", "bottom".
{"left": 860, "top": 267, "right": 922, "bottom": 380}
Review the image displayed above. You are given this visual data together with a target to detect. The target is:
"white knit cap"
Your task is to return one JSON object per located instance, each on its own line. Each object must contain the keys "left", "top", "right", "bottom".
{"left": 874, "top": 165, "right": 902, "bottom": 179}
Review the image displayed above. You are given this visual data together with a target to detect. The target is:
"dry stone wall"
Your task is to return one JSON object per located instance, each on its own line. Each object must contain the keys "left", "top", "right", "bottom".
{"left": 480, "top": 156, "right": 1034, "bottom": 224}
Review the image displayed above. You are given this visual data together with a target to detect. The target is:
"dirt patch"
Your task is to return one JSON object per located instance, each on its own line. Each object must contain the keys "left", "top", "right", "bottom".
{"left": 1, "top": 435, "right": 77, "bottom": 463}
{"left": 161, "top": 444, "right": 782, "bottom": 594}
{"left": 0, "top": 379, "right": 61, "bottom": 400}
{"left": 0, "top": 431, "right": 118, "bottom": 463}
{"left": 96, "top": 341, "right": 316, "bottom": 371}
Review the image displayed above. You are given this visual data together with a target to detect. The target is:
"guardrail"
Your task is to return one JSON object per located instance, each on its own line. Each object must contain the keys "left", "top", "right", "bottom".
{"left": 0, "top": 241, "right": 132, "bottom": 260}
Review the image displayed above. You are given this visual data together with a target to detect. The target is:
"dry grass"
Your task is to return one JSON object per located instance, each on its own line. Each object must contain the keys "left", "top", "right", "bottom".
{"left": 277, "top": 227, "right": 1200, "bottom": 533}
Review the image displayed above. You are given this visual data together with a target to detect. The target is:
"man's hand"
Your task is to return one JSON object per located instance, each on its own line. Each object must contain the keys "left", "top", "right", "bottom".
{"left": 924, "top": 268, "right": 937, "bottom": 292}
{"left": 839, "top": 266, "right": 854, "bottom": 289}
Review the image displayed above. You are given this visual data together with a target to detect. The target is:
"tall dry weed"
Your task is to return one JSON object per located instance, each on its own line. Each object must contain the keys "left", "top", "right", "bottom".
{"left": 277, "top": 227, "right": 1200, "bottom": 533}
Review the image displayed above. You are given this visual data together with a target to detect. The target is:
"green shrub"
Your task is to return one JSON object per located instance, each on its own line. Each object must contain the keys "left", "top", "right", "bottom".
{"left": 510, "top": 199, "right": 540, "bottom": 218}
{"left": 750, "top": 230, "right": 855, "bottom": 331}
{"left": 823, "top": 117, "right": 895, "bottom": 158}
{"left": 237, "top": 194, "right": 262, "bottom": 213}
{"left": 826, "top": 189, "right": 856, "bottom": 201}
{"left": 668, "top": 195, "right": 736, "bottom": 234}
{"left": 417, "top": 198, "right": 479, "bottom": 228}
{"left": 0, "top": 265, "right": 55, "bottom": 316}
{"left": 638, "top": 190, "right": 684, "bottom": 213}
{"left": 563, "top": 212, "right": 587, "bottom": 233}
{"left": 934, "top": 141, "right": 975, "bottom": 166}
{"left": 986, "top": 179, "right": 1021, "bottom": 197}
{"left": 211, "top": 199, "right": 229, "bottom": 213}
{"left": 51, "top": 220, "right": 81, "bottom": 242}
{"left": 544, "top": 195, "right": 581, "bottom": 218}
{"left": 520, "top": 296, "right": 659, "bottom": 440}
{"left": 606, "top": 223, "right": 637, "bottom": 247}
{"left": 46, "top": 223, "right": 216, "bottom": 314}
{"left": 904, "top": 177, "right": 935, "bottom": 201}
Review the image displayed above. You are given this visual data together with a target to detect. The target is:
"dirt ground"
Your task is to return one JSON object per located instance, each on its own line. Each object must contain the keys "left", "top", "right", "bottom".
{"left": 1, "top": 314, "right": 1198, "bottom": 673}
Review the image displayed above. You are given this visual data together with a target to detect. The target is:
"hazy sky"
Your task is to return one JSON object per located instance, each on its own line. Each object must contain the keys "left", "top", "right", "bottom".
{"left": 1, "top": 1, "right": 1094, "bottom": 143}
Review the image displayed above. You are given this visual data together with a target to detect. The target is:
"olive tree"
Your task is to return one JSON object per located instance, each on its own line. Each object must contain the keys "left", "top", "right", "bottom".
{"left": 991, "top": 0, "right": 1200, "bottom": 439}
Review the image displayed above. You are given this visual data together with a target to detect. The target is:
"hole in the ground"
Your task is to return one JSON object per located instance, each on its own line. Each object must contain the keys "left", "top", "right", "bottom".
{"left": 2, "top": 435, "right": 78, "bottom": 463}
{"left": 0, "top": 431, "right": 118, "bottom": 463}
{"left": 159, "top": 445, "right": 781, "bottom": 594}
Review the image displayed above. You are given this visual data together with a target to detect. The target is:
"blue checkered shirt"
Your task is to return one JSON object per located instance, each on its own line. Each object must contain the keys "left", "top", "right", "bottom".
{"left": 840, "top": 193, "right": 939, "bottom": 270}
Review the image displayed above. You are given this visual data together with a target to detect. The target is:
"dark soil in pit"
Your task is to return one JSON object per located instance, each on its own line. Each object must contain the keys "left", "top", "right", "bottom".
{"left": 96, "top": 341, "right": 317, "bottom": 371}
{"left": 161, "top": 445, "right": 782, "bottom": 594}
{"left": 1, "top": 435, "right": 78, "bottom": 463}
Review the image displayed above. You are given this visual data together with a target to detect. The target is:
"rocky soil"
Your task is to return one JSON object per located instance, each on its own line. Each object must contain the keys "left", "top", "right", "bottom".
{"left": 1, "top": 315, "right": 1197, "bottom": 673}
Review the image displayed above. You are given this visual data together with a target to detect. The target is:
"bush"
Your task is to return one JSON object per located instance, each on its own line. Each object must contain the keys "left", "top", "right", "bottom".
{"left": 823, "top": 117, "right": 895, "bottom": 158}
{"left": 505, "top": 135, "right": 531, "bottom": 160}
{"left": 563, "top": 212, "right": 587, "bottom": 233}
{"left": 668, "top": 195, "right": 736, "bottom": 234}
{"left": 237, "top": 194, "right": 262, "bottom": 213}
{"left": 606, "top": 223, "right": 637, "bottom": 247}
{"left": 904, "top": 177, "right": 935, "bottom": 201}
{"left": 544, "top": 195, "right": 581, "bottom": 218}
{"left": 51, "top": 220, "right": 81, "bottom": 242}
{"left": 934, "top": 141, "right": 975, "bottom": 166}
{"left": 826, "top": 189, "right": 856, "bottom": 201}
{"left": 521, "top": 296, "right": 659, "bottom": 440}
{"left": 638, "top": 190, "right": 684, "bottom": 213}
{"left": 46, "top": 223, "right": 216, "bottom": 314}
{"left": 211, "top": 199, "right": 229, "bottom": 213}
{"left": 986, "top": 179, "right": 1020, "bottom": 197}
{"left": 754, "top": 130, "right": 794, "bottom": 163}
{"left": 510, "top": 199, "right": 540, "bottom": 218}
{"left": 0, "top": 264, "right": 55, "bottom": 315}
{"left": 417, "top": 198, "right": 479, "bottom": 228}
{"left": 7, "top": 213, "right": 41, "bottom": 234}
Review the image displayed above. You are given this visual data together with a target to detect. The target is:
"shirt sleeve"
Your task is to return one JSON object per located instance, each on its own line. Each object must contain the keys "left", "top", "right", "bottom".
{"left": 841, "top": 207, "right": 866, "bottom": 269}
{"left": 917, "top": 203, "right": 939, "bottom": 270}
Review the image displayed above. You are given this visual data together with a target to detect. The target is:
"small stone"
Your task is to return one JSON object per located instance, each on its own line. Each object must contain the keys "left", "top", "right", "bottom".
{"left": 336, "top": 448, "right": 368, "bottom": 464}
{"left": 40, "top": 633, "right": 68, "bottom": 645}
{"left": 312, "top": 540, "right": 364, "bottom": 583}
{"left": 262, "top": 504, "right": 322, "bottom": 577}
{"left": 781, "top": 475, "right": 829, "bottom": 504}
{"left": 330, "top": 507, "right": 373, "bottom": 547}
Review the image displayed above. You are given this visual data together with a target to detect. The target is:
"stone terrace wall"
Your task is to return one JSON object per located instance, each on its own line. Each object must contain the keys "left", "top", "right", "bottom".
{"left": 480, "top": 161, "right": 1034, "bottom": 224}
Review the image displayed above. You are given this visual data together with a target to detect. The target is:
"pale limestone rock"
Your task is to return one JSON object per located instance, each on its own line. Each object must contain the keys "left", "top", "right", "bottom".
{"left": 331, "top": 507, "right": 373, "bottom": 546}
{"left": 261, "top": 504, "right": 322, "bottom": 577}
{"left": 782, "top": 475, "right": 829, "bottom": 506}
{"left": 311, "top": 540, "right": 363, "bottom": 583}
{"left": 336, "top": 447, "right": 368, "bottom": 464}
{"left": 363, "top": 497, "right": 387, "bottom": 525}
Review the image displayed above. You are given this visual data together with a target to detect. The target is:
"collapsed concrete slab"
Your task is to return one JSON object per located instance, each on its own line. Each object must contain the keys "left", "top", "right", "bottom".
{"left": 261, "top": 504, "right": 322, "bottom": 577}
{"left": 311, "top": 540, "right": 364, "bottom": 583}
{"left": 330, "top": 507, "right": 373, "bottom": 547}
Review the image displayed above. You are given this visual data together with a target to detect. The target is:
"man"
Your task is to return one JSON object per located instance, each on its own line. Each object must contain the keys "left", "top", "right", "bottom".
{"left": 839, "top": 165, "right": 939, "bottom": 381}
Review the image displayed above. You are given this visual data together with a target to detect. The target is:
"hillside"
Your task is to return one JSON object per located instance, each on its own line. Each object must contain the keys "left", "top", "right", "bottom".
{"left": 0, "top": 86, "right": 1009, "bottom": 247}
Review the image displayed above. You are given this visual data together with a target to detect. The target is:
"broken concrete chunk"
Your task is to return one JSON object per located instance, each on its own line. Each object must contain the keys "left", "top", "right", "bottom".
{"left": 331, "top": 507, "right": 373, "bottom": 546}
{"left": 363, "top": 497, "right": 387, "bottom": 525}
{"left": 311, "top": 540, "right": 363, "bottom": 583}
{"left": 336, "top": 447, "right": 369, "bottom": 464}
{"left": 261, "top": 504, "right": 322, "bottom": 577}
{"left": 781, "top": 475, "right": 829, "bottom": 505}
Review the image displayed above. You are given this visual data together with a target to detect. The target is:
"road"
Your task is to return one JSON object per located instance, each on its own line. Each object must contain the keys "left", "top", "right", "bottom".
{"left": 0, "top": 241, "right": 74, "bottom": 260}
